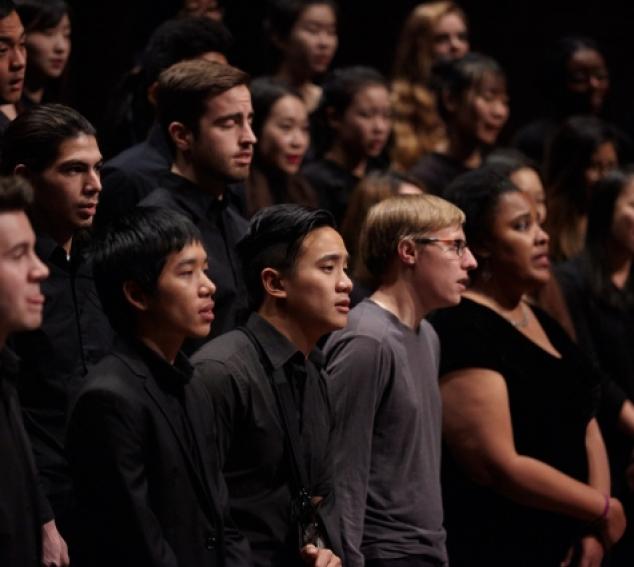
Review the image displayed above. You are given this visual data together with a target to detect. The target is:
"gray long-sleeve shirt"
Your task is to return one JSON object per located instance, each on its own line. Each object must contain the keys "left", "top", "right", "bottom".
{"left": 324, "top": 299, "right": 447, "bottom": 566}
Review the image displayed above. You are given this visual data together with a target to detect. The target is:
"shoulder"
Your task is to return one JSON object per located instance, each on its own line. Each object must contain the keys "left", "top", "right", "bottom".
{"left": 137, "top": 186, "right": 176, "bottom": 208}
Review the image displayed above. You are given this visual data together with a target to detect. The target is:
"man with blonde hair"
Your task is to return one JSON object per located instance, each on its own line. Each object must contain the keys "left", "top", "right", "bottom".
{"left": 324, "top": 194, "right": 477, "bottom": 567}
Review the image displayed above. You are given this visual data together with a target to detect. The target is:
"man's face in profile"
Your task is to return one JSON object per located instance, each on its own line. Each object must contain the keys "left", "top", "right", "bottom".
{"left": 0, "top": 10, "right": 26, "bottom": 104}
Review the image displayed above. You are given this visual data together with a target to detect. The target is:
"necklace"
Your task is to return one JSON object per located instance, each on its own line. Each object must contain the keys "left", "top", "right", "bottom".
{"left": 506, "top": 302, "right": 529, "bottom": 329}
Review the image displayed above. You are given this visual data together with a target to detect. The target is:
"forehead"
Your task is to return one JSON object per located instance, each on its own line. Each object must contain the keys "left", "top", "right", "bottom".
{"left": 204, "top": 84, "right": 252, "bottom": 118}
{"left": 352, "top": 83, "right": 389, "bottom": 105}
{"left": 426, "top": 223, "right": 465, "bottom": 240}
{"left": 473, "top": 71, "right": 506, "bottom": 93}
{"left": 198, "top": 51, "right": 228, "bottom": 66}
{"left": 50, "top": 134, "right": 101, "bottom": 165}
{"left": 568, "top": 48, "right": 605, "bottom": 68}
{"left": 297, "top": 3, "right": 336, "bottom": 25}
{"left": 296, "top": 225, "right": 345, "bottom": 261}
{"left": 162, "top": 241, "right": 206, "bottom": 270}
{"left": 435, "top": 12, "right": 467, "bottom": 32}
{"left": 269, "top": 94, "right": 307, "bottom": 119}
{"left": 0, "top": 11, "right": 24, "bottom": 39}
{"left": 494, "top": 190, "right": 532, "bottom": 220}
{"left": 0, "top": 210, "right": 34, "bottom": 252}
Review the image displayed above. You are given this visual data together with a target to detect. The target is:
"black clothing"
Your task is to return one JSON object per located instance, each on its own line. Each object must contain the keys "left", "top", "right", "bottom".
{"left": 431, "top": 298, "right": 600, "bottom": 567}
{"left": 66, "top": 338, "right": 250, "bottom": 567}
{"left": 556, "top": 256, "right": 634, "bottom": 566}
{"left": 512, "top": 118, "right": 559, "bottom": 165}
{"left": 139, "top": 172, "right": 249, "bottom": 342}
{"left": 0, "top": 349, "right": 44, "bottom": 567}
{"left": 301, "top": 158, "right": 360, "bottom": 224}
{"left": 192, "top": 313, "right": 341, "bottom": 567}
{"left": 408, "top": 152, "right": 469, "bottom": 196}
{"left": 11, "top": 232, "right": 113, "bottom": 529}
{"left": 96, "top": 123, "right": 173, "bottom": 229}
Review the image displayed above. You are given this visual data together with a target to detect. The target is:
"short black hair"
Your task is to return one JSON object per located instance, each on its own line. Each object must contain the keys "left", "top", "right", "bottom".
{"left": 1, "top": 103, "right": 96, "bottom": 174}
{"left": 0, "top": 0, "right": 17, "bottom": 19}
{"left": 92, "top": 207, "right": 202, "bottom": 336}
{"left": 14, "top": 0, "right": 69, "bottom": 31}
{"left": 0, "top": 175, "right": 33, "bottom": 212}
{"left": 237, "top": 204, "right": 335, "bottom": 310}
{"left": 485, "top": 148, "right": 540, "bottom": 178}
{"left": 444, "top": 166, "right": 519, "bottom": 271}
{"left": 142, "top": 16, "right": 233, "bottom": 87}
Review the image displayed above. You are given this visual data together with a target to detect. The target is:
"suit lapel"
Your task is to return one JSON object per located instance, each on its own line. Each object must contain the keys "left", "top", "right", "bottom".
{"left": 143, "top": 377, "right": 219, "bottom": 522}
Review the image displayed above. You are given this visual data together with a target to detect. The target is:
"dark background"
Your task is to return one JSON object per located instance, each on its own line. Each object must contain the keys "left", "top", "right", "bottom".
{"left": 66, "top": 0, "right": 634, "bottom": 157}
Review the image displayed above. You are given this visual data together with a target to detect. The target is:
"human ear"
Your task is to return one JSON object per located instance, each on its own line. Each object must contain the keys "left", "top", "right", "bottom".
{"left": 261, "top": 267, "right": 287, "bottom": 300}
{"left": 122, "top": 280, "right": 150, "bottom": 312}
{"left": 397, "top": 238, "right": 417, "bottom": 267}
{"left": 13, "top": 164, "right": 29, "bottom": 178}
{"left": 146, "top": 81, "right": 159, "bottom": 107}
{"left": 168, "top": 121, "right": 193, "bottom": 152}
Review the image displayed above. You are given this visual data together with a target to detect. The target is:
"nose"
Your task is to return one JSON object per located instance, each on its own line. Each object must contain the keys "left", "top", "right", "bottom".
{"left": 492, "top": 99, "right": 509, "bottom": 122}
{"left": 535, "top": 224, "right": 549, "bottom": 245}
{"left": 461, "top": 247, "right": 478, "bottom": 271}
{"left": 85, "top": 168, "right": 102, "bottom": 193}
{"left": 201, "top": 272, "right": 216, "bottom": 296}
{"left": 241, "top": 121, "right": 257, "bottom": 145}
{"left": 337, "top": 269, "right": 353, "bottom": 294}
{"left": 10, "top": 45, "right": 26, "bottom": 70}
{"left": 30, "top": 253, "right": 49, "bottom": 282}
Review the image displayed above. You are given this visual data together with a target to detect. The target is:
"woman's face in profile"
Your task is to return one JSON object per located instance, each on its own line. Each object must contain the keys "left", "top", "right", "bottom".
{"left": 486, "top": 191, "right": 551, "bottom": 287}
{"left": 258, "top": 94, "right": 310, "bottom": 175}
{"left": 431, "top": 12, "right": 469, "bottom": 61}
{"left": 26, "top": 13, "right": 71, "bottom": 80}
{"left": 285, "top": 3, "right": 338, "bottom": 77}
{"left": 610, "top": 178, "right": 634, "bottom": 256}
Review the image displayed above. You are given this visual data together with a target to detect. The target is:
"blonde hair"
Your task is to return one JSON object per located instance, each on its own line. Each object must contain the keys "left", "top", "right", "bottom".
{"left": 390, "top": 2, "right": 467, "bottom": 170}
{"left": 360, "top": 194, "right": 465, "bottom": 280}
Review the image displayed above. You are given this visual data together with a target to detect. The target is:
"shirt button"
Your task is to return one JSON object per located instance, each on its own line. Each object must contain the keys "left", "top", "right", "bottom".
{"left": 206, "top": 535, "right": 217, "bottom": 549}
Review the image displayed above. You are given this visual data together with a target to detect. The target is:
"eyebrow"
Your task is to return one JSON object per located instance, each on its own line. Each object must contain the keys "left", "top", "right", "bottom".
{"left": 214, "top": 111, "right": 253, "bottom": 124}
{"left": 318, "top": 252, "right": 350, "bottom": 263}
{"left": 175, "top": 255, "right": 208, "bottom": 269}
{"left": 3, "top": 241, "right": 28, "bottom": 257}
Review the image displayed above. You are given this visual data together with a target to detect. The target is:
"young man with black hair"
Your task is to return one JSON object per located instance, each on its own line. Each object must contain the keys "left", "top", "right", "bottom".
{"left": 0, "top": 0, "right": 26, "bottom": 134}
{"left": 97, "top": 15, "right": 234, "bottom": 227}
{"left": 1, "top": 103, "right": 113, "bottom": 539}
{"left": 0, "top": 175, "right": 70, "bottom": 567}
{"left": 66, "top": 207, "right": 250, "bottom": 567}
{"left": 140, "top": 59, "right": 256, "bottom": 341}
{"left": 192, "top": 204, "right": 350, "bottom": 567}
{"left": 324, "top": 195, "right": 477, "bottom": 567}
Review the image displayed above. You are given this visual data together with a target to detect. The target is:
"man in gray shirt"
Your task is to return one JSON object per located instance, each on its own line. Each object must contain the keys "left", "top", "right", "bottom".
{"left": 324, "top": 195, "right": 477, "bottom": 567}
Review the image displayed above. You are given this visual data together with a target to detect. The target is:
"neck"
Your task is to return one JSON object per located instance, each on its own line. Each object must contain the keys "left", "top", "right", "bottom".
{"left": 325, "top": 143, "right": 367, "bottom": 178}
{"left": 258, "top": 303, "right": 317, "bottom": 358}
{"left": 371, "top": 272, "right": 427, "bottom": 330}
{"left": 171, "top": 157, "right": 225, "bottom": 199}
{"left": 31, "top": 211, "right": 74, "bottom": 254}
{"left": 446, "top": 129, "right": 482, "bottom": 169}
{"left": 0, "top": 104, "right": 17, "bottom": 121}
{"left": 468, "top": 274, "right": 525, "bottom": 311}
{"left": 608, "top": 243, "right": 632, "bottom": 289}
{"left": 135, "top": 323, "right": 182, "bottom": 365}
{"left": 275, "top": 62, "right": 311, "bottom": 89}
{"left": 23, "top": 85, "right": 44, "bottom": 105}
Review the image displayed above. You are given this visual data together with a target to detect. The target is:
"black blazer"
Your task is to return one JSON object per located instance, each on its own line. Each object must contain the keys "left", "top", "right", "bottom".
{"left": 66, "top": 339, "right": 251, "bottom": 567}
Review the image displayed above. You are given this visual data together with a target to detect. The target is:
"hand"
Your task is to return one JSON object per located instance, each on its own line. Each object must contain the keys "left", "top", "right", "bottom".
{"left": 300, "top": 544, "right": 342, "bottom": 567}
{"left": 41, "top": 520, "right": 70, "bottom": 567}
{"left": 598, "top": 497, "right": 626, "bottom": 549}
{"left": 576, "top": 535, "right": 604, "bottom": 567}
{"left": 560, "top": 535, "right": 604, "bottom": 567}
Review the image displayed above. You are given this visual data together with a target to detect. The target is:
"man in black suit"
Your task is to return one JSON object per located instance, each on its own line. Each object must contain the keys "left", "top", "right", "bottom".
{"left": 66, "top": 207, "right": 250, "bottom": 566}
{"left": 0, "top": 175, "right": 69, "bottom": 567}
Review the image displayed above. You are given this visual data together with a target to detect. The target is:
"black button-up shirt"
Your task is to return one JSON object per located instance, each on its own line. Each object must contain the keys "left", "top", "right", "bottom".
{"left": 139, "top": 171, "right": 250, "bottom": 345}
{"left": 192, "top": 313, "right": 340, "bottom": 567}
{"left": 10, "top": 232, "right": 113, "bottom": 523}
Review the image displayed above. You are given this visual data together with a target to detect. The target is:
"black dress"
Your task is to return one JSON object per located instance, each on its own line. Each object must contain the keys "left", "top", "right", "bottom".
{"left": 431, "top": 298, "right": 600, "bottom": 567}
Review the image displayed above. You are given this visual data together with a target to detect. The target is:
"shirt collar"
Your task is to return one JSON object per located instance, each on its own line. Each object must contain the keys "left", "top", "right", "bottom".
{"left": 134, "top": 339, "right": 194, "bottom": 391}
{"left": 245, "top": 312, "right": 303, "bottom": 370}
{"left": 159, "top": 171, "right": 228, "bottom": 222}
